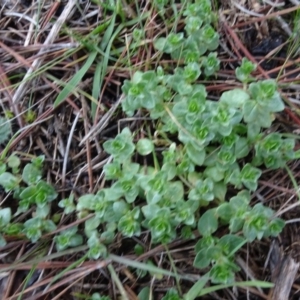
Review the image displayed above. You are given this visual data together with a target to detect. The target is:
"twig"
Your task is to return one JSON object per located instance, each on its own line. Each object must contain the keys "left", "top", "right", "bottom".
{"left": 12, "top": 0, "right": 77, "bottom": 105}
{"left": 62, "top": 110, "right": 81, "bottom": 187}
{"left": 79, "top": 95, "right": 124, "bottom": 145}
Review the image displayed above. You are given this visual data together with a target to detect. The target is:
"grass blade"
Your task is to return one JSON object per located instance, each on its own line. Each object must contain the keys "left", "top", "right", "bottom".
{"left": 53, "top": 51, "right": 97, "bottom": 107}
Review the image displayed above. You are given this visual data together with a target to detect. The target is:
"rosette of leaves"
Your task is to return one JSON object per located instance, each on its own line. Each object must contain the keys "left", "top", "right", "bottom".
{"left": 142, "top": 206, "right": 177, "bottom": 243}
{"left": 54, "top": 226, "right": 83, "bottom": 251}
{"left": 243, "top": 79, "right": 285, "bottom": 129}
{"left": 235, "top": 57, "right": 257, "bottom": 83}
{"left": 154, "top": 0, "right": 220, "bottom": 76}
{"left": 23, "top": 217, "right": 56, "bottom": 243}
{"left": 121, "top": 71, "right": 163, "bottom": 116}
{"left": 253, "top": 133, "right": 296, "bottom": 169}
{"left": 103, "top": 127, "right": 135, "bottom": 163}
{"left": 194, "top": 194, "right": 284, "bottom": 283}
{"left": 87, "top": 231, "right": 108, "bottom": 260}
{"left": 17, "top": 180, "right": 58, "bottom": 217}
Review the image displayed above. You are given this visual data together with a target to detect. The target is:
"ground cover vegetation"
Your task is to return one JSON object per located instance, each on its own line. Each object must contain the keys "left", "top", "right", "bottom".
{"left": 0, "top": 0, "right": 300, "bottom": 299}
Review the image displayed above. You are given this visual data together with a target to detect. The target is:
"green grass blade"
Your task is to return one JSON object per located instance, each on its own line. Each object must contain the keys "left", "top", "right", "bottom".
{"left": 91, "top": 13, "right": 116, "bottom": 119}
{"left": 45, "top": 254, "right": 87, "bottom": 290}
{"left": 285, "top": 164, "right": 300, "bottom": 200}
{"left": 109, "top": 254, "right": 189, "bottom": 280}
{"left": 198, "top": 280, "right": 274, "bottom": 296}
{"left": 100, "top": 14, "right": 116, "bottom": 50}
{"left": 184, "top": 274, "right": 210, "bottom": 300}
{"left": 53, "top": 51, "right": 98, "bottom": 107}
{"left": 91, "top": 61, "right": 103, "bottom": 120}
{"left": 17, "top": 264, "right": 38, "bottom": 300}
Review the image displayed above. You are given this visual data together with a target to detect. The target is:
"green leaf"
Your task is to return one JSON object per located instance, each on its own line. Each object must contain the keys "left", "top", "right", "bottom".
{"left": 77, "top": 194, "right": 96, "bottom": 210}
{"left": 4, "top": 223, "right": 23, "bottom": 235}
{"left": 136, "top": 138, "right": 154, "bottom": 155}
{"left": 0, "top": 163, "right": 6, "bottom": 175}
{"left": 180, "top": 226, "right": 195, "bottom": 239}
{"left": 229, "top": 190, "right": 251, "bottom": 211}
{"left": 43, "top": 219, "right": 57, "bottom": 232}
{"left": 138, "top": 287, "right": 151, "bottom": 300}
{"left": 69, "top": 234, "right": 83, "bottom": 247}
{"left": 240, "top": 164, "right": 262, "bottom": 191}
{"left": 255, "top": 133, "right": 282, "bottom": 157}
{"left": 113, "top": 200, "right": 129, "bottom": 216}
{"left": 198, "top": 209, "right": 218, "bottom": 236}
{"left": 0, "top": 208, "right": 11, "bottom": 227}
{"left": 141, "top": 204, "right": 160, "bottom": 219}
{"left": 0, "top": 172, "right": 19, "bottom": 192}
{"left": 161, "top": 162, "right": 177, "bottom": 180}
{"left": 216, "top": 203, "right": 234, "bottom": 222}
{"left": 210, "top": 263, "right": 235, "bottom": 284}
{"left": 234, "top": 137, "right": 250, "bottom": 159}
{"left": 31, "top": 155, "right": 45, "bottom": 168}
{"left": 55, "top": 235, "right": 70, "bottom": 251}
{"left": 243, "top": 100, "right": 273, "bottom": 128}
{"left": 229, "top": 217, "right": 245, "bottom": 233}
{"left": 194, "top": 248, "right": 211, "bottom": 269}
{"left": 164, "top": 181, "right": 184, "bottom": 204}
{"left": 7, "top": 154, "right": 20, "bottom": 170}
{"left": 219, "top": 234, "right": 246, "bottom": 256}
{"left": 247, "top": 122, "right": 261, "bottom": 140}
{"left": 186, "top": 143, "right": 206, "bottom": 166}
{"left": 242, "top": 205, "right": 272, "bottom": 241}
{"left": 22, "top": 163, "right": 42, "bottom": 185}
{"left": 204, "top": 166, "right": 224, "bottom": 182}
{"left": 0, "top": 235, "right": 7, "bottom": 247}
{"left": 36, "top": 204, "right": 50, "bottom": 218}
{"left": 147, "top": 208, "right": 175, "bottom": 243}
{"left": 154, "top": 37, "right": 167, "bottom": 52}
{"left": 161, "top": 288, "right": 181, "bottom": 300}
{"left": 213, "top": 182, "right": 227, "bottom": 201}
{"left": 85, "top": 216, "right": 101, "bottom": 235}
{"left": 217, "top": 147, "right": 236, "bottom": 167}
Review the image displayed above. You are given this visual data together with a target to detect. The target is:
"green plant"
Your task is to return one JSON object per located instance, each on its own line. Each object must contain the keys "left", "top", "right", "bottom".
{"left": 0, "top": 0, "right": 295, "bottom": 298}
{"left": 87, "top": 293, "right": 111, "bottom": 300}
{"left": 99, "top": 0, "right": 288, "bottom": 286}
{"left": 162, "top": 288, "right": 183, "bottom": 300}
{"left": 0, "top": 155, "right": 57, "bottom": 244}
{"left": 54, "top": 226, "right": 83, "bottom": 251}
